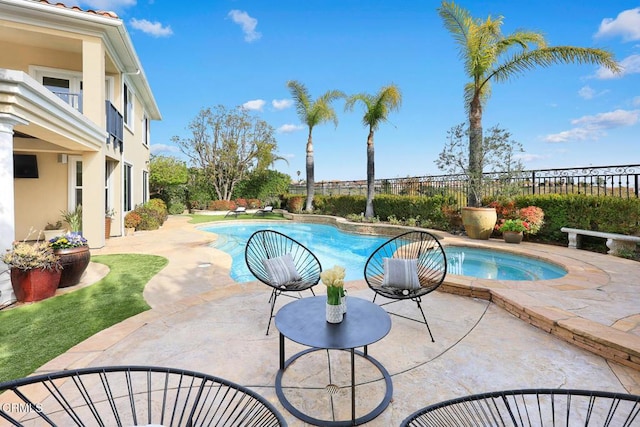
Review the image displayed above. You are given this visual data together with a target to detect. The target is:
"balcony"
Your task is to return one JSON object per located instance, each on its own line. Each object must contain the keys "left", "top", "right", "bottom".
{"left": 106, "top": 101, "right": 124, "bottom": 153}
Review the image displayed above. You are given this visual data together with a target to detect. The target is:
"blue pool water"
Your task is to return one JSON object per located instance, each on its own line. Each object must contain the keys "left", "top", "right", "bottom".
{"left": 201, "top": 222, "right": 567, "bottom": 283}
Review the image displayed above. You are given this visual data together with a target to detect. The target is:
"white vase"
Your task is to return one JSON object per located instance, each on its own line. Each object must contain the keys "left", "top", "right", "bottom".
{"left": 326, "top": 303, "right": 343, "bottom": 323}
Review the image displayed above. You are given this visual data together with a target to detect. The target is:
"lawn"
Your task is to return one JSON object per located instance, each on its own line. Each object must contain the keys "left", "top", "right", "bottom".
{"left": 0, "top": 254, "right": 167, "bottom": 382}
{"left": 188, "top": 212, "right": 284, "bottom": 224}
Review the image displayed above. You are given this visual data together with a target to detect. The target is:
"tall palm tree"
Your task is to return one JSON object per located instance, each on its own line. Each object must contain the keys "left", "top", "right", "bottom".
{"left": 345, "top": 84, "right": 402, "bottom": 218}
{"left": 438, "top": 1, "right": 620, "bottom": 207}
{"left": 287, "top": 80, "right": 344, "bottom": 211}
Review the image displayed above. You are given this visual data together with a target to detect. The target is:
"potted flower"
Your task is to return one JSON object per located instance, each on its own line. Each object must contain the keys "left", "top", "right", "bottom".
{"left": 2, "top": 241, "right": 61, "bottom": 302}
{"left": 498, "top": 219, "right": 529, "bottom": 244}
{"left": 105, "top": 208, "right": 116, "bottom": 239}
{"left": 43, "top": 220, "right": 65, "bottom": 241}
{"left": 49, "top": 233, "right": 90, "bottom": 288}
{"left": 321, "top": 265, "right": 346, "bottom": 323}
{"left": 124, "top": 211, "right": 142, "bottom": 236}
{"left": 61, "top": 205, "right": 82, "bottom": 235}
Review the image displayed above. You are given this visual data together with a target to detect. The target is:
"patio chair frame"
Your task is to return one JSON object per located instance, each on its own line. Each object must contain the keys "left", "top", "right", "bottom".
{"left": 364, "top": 230, "right": 447, "bottom": 342}
{"left": 245, "top": 229, "right": 322, "bottom": 335}
{"left": 0, "top": 365, "right": 287, "bottom": 426}
{"left": 401, "top": 388, "right": 640, "bottom": 426}
{"left": 254, "top": 206, "right": 274, "bottom": 216}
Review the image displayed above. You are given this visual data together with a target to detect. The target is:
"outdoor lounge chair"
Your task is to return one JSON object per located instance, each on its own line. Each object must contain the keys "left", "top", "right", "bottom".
{"left": 0, "top": 365, "right": 288, "bottom": 426}
{"left": 245, "top": 229, "right": 322, "bottom": 335}
{"left": 401, "top": 388, "right": 640, "bottom": 426}
{"left": 225, "top": 206, "right": 247, "bottom": 217}
{"left": 254, "top": 205, "right": 274, "bottom": 216}
{"left": 364, "top": 230, "right": 447, "bottom": 342}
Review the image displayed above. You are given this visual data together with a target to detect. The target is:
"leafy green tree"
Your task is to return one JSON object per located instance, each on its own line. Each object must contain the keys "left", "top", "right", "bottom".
{"left": 438, "top": 1, "right": 620, "bottom": 207}
{"left": 149, "top": 155, "right": 188, "bottom": 198}
{"left": 234, "top": 169, "right": 291, "bottom": 205}
{"left": 287, "top": 80, "right": 344, "bottom": 211}
{"left": 345, "top": 84, "right": 402, "bottom": 218}
{"left": 172, "top": 105, "right": 279, "bottom": 201}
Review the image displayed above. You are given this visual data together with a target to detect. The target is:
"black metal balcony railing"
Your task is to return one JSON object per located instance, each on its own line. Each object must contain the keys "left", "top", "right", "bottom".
{"left": 289, "top": 164, "right": 640, "bottom": 211}
{"left": 106, "top": 101, "right": 124, "bottom": 153}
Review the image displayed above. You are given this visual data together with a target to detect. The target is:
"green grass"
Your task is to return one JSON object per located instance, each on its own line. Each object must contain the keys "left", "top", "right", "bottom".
{"left": 188, "top": 213, "right": 284, "bottom": 224}
{"left": 0, "top": 254, "right": 167, "bottom": 382}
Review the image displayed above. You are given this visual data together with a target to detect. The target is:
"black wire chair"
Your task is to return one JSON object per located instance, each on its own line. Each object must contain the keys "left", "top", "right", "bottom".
{"left": 0, "top": 365, "right": 287, "bottom": 426}
{"left": 245, "top": 230, "right": 322, "bottom": 335}
{"left": 364, "top": 230, "right": 447, "bottom": 342}
{"left": 400, "top": 388, "right": 640, "bottom": 426}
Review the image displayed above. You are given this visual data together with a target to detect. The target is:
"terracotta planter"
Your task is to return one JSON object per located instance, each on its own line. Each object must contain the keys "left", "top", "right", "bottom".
{"left": 503, "top": 231, "right": 524, "bottom": 244}
{"left": 105, "top": 217, "right": 112, "bottom": 239}
{"left": 10, "top": 268, "right": 61, "bottom": 302}
{"left": 461, "top": 207, "right": 497, "bottom": 240}
{"left": 54, "top": 246, "right": 91, "bottom": 288}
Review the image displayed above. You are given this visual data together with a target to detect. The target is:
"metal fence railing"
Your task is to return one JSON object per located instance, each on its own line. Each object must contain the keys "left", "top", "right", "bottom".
{"left": 289, "top": 164, "right": 640, "bottom": 211}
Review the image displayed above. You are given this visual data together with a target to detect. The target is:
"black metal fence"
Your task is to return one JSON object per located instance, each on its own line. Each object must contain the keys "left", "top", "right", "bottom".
{"left": 289, "top": 164, "right": 640, "bottom": 211}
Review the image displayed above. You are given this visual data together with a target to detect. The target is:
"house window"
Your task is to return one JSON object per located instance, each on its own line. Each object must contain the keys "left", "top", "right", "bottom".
{"left": 68, "top": 157, "right": 83, "bottom": 209}
{"left": 142, "top": 170, "right": 149, "bottom": 202}
{"left": 124, "top": 163, "right": 132, "bottom": 211}
{"left": 39, "top": 72, "right": 82, "bottom": 111}
{"left": 142, "top": 114, "right": 150, "bottom": 146}
{"left": 105, "top": 161, "right": 114, "bottom": 215}
{"left": 124, "top": 83, "right": 134, "bottom": 129}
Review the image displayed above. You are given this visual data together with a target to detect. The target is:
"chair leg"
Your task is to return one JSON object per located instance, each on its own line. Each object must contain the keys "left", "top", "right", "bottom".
{"left": 415, "top": 298, "right": 435, "bottom": 342}
{"left": 266, "top": 288, "right": 279, "bottom": 335}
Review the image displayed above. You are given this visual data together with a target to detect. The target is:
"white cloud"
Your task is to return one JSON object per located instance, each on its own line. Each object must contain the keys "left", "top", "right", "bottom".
{"left": 544, "top": 109, "right": 639, "bottom": 142}
{"left": 151, "top": 144, "right": 180, "bottom": 154}
{"left": 515, "top": 153, "right": 546, "bottom": 162}
{"left": 571, "top": 109, "right": 639, "bottom": 128}
{"left": 578, "top": 86, "right": 595, "bottom": 100}
{"left": 242, "top": 99, "right": 266, "bottom": 111}
{"left": 277, "top": 124, "right": 305, "bottom": 133}
{"left": 595, "top": 7, "right": 640, "bottom": 41}
{"left": 272, "top": 99, "right": 293, "bottom": 110}
{"left": 129, "top": 18, "right": 173, "bottom": 37}
{"left": 595, "top": 54, "right": 640, "bottom": 79}
{"left": 227, "top": 10, "right": 261, "bottom": 42}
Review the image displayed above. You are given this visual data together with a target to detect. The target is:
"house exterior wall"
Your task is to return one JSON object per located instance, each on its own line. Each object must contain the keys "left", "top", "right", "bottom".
{"left": 0, "top": 0, "right": 161, "bottom": 305}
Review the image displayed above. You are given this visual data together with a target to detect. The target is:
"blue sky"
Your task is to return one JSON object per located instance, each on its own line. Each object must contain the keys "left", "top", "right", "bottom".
{"left": 73, "top": 1, "right": 639, "bottom": 181}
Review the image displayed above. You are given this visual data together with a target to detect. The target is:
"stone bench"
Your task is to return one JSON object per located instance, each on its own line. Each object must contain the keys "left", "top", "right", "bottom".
{"left": 560, "top": 227, "right": 640, "bottom": 255}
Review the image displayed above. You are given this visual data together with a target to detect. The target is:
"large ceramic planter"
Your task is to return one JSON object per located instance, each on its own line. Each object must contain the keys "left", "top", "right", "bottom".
{"left": 10, "top": 268, "right": 61, "bottom": 302}
{"left": 503, "top": 231, "right": 524, "bottom": 244}
{"left": 105, "top": 217, "right": 112, "bottom": 239}
{"left": 461, "top": 207, "right": 497, "bottom": 240}
{"left": 54, "top": 246, "right": 91, "bottom": 288}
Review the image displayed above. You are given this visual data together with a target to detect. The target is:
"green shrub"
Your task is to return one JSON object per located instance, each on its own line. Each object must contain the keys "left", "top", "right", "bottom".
{"left": 287, "top": 196, "right": 305, "bottom": 213}
{"left": 168, "top": 202, "right": 186, "bottom": 215}
{"left": 136, "top": 211, "right": 160, "bottom": 230}
{"left": 147, "top": 199, "right": 169, "bottom": 224}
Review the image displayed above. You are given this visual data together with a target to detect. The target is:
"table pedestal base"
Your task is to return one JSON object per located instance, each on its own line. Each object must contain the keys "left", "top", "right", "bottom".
{"left": 275, "top": 347, "right": 392, "bottom": 426}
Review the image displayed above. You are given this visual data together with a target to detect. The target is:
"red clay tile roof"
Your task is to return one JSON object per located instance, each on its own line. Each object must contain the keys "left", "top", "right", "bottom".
{"left": 33, "top": 0, "right": 119, "bottom": 19}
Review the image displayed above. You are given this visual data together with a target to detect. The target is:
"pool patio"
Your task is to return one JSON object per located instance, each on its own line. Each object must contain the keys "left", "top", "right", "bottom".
{"left": 34, "top": 215, "right": 640, "bottom": 426}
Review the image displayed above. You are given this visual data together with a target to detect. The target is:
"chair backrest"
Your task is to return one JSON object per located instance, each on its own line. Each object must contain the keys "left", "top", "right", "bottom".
{"left": 0, "top": 365, "right": 288, "bottom": 426}
{"left": 364, "top": 230, "right": 447, "bottom": 299}
{"left": 401, "top": 388, "right": 640, "bottom": 426}
{"left": 245, "top": 229, "right": 322, "bottom": 289}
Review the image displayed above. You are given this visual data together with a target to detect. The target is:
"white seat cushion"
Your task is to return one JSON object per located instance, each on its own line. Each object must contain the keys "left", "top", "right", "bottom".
{"left": 381, "top": 258, "right": 420, "bottom": 290}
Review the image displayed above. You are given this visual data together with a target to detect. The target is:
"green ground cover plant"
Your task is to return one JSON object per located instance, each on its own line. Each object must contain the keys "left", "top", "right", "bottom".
{"left": 0, "top": 254, "right": 167, "bottom": 382}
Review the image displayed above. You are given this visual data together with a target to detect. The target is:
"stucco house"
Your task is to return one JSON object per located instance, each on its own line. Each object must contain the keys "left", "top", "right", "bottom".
{"left": 0, "top": 0, "right": 161, "bottom": 305}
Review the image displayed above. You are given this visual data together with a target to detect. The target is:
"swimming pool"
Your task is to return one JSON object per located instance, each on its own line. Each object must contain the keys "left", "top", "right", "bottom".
{"left": 201, "top": 222, "right": 567, "bottom": 283}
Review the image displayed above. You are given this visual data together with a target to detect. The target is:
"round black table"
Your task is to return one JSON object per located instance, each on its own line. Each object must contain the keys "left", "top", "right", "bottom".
{"left": 274, "top": 296, "right": 392, "bottom": 426}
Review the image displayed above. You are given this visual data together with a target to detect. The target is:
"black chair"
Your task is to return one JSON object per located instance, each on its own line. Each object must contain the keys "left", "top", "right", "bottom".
{"left": 401, "top": 388, "right": 640, "bottom": 426}
{"left": 0, "top": 365, "right": 287, "bottom": 426}
{"left": 225, "top": 206, "right": 247, "bottom": 217}
{"left": 245, "top": 230, "right": 322, "bottom": 335}
{"left": 364, "top": 230, "right": 447, "bottom": 342}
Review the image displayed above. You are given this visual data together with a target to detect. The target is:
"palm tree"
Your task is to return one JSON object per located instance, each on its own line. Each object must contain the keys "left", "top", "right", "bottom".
{"left": 438, "top": 1, "right": 620, "bottom": 207}
{"left": 345, "top": 84, "right": 402, "bottom": 218}
{"left": 286, "top": 80, "right": 344, "bottom": 211}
